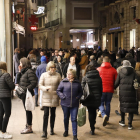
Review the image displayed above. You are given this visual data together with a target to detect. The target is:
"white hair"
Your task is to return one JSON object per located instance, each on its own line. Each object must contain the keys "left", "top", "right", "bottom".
{"left": 81, "top": 50, "right": 85, "bottom": 54}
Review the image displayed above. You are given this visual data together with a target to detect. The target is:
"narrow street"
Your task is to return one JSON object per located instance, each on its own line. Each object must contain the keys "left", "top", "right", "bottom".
{"left": 8, "top": 95, "right": 140, "bottom": 140}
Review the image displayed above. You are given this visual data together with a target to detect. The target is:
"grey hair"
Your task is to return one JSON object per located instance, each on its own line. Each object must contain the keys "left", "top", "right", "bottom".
{"left": 46, "top": 61, "right": 56, "bottom": 71}
{"left": 90, "top": 55, "right": 95, "bottom": 60}
{"left": 81, "top": 50, "right": 85, "bottom": 54}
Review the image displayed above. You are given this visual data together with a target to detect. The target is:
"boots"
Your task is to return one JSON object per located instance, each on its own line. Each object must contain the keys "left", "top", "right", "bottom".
{"left": 50, "top": 129, "right": 54, "bottom": 135}
{"left": 21, "top": 125, "right": 33, "bottom": 134}
{"left": 35, "top": 95, "right": 38, "bottom": 107}
{"left": 42, "top": 131, "right": 47, "bottom": 138}
{"left": 73, "top": 135, "right": 78, "bottom": 140}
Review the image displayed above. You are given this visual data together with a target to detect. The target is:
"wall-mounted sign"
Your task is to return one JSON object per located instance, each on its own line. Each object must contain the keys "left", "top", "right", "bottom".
{"left": 30, "top": 26, "right": 37, "bottom": 31}
{"left": 34, "top": 6, "right": 45, "bottom": 15}
{"left": 109, "top": 27, "right": 121, "bottom": 31}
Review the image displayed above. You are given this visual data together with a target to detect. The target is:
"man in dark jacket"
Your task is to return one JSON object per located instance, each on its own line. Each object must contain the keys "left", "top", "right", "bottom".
{"left": 63, "top": 56, "right": 80, "bottom": 79}
{"left": 125, "top": 53, "right": 136, "bottom": 68}
{"left": 36, "top": 56, "right": 47, "bottom": 109}
{"left": 113, "top": 54, "right": 122, "bottom": 69}
{"left": 88, "top": 55, "right": 100, "bottom": 68}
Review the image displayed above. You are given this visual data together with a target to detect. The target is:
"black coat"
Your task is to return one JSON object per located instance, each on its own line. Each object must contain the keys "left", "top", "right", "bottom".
{"left": 81, "top": 70, "right": 102, "bottom": 108}
{"left": 0, "top": 70, "right": 15, "bottom": 98}
{"left": 17, "top": 68, "right": 38, "bottom": 96}
{"left": 63, "top": 63, "right": 80, "bottom": 79}
{"left": 114, "top": 67, "right": 138, "bottom": 113}
{"left": 113, "top": 58, "right": 122, "bottom": 69}
{"left": 55, "top": 62, "right": 65, "bottom": 77}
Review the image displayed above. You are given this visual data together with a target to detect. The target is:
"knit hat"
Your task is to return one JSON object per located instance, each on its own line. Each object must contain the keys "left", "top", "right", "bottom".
{"left": 41, "top": 56, "right": 46, "bottom": 62}
{"left": 98, "top": 46, "right": 101, "bottom": 49}
{"left": 122, "top": 60, "right": 131, "bottom": 67}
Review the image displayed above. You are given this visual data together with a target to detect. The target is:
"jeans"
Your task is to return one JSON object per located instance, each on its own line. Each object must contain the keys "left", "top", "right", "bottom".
{"left": 0, "top": 98, "right": 11, "bottom": 133}
{"left": 121, "top": 111, "right": 134, "bottom": 125}
{"left": 62, "top": 106, "right": 78, "bottom": 136}
{"left": 40, "top": 90, "right": 43, "bottom": 107}
{"left": 34, "top": 87, "right": 38, "bottom": 95}
{"left": 87, "top": 107, "right": 97, "bottom": 132}
{"left": 22, "top": 96, "right": 32, "bottom": 125}
{"left": 99, "top": 92, "right": 113, "bottom": 120}
{"left": 43, "top": 107, "right": 56, "bottom": 132}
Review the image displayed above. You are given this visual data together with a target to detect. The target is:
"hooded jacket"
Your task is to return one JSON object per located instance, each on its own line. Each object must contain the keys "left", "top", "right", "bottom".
{"left": 57, "top": 78, "right": 83, "bottom": 107}
{"left": 97, "top": 62, "right": 117, "bottom": 93}
{"left": 114, "top": 67, "right": 139, "bottom": 113}
{"left": 0, "top": 70, "right": 15, "bottom": 98}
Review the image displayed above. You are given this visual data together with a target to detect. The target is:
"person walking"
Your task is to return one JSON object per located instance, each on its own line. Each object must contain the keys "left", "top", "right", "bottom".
{"left": 97, "top": 56, "right": 117, "bottom": 126}
{"left": 0, "top": 62, "right": 15, "bottom": 139}
{"left": 39, "top": 61, "right": 61, "bottom": 138}
{"left": 36, "top": 56, "right": 47, "bottom": 110}
{"left": 16, "top": 57, "right": 37, "bottom": 134}
{"left": 81, "top": 65, "right": 102, "bottom": 135}
{"left": 57, "top": 69, "right": 83, "bottom": 140}
{"left": 114, "top": 60, "right": 139, "bottom": 130}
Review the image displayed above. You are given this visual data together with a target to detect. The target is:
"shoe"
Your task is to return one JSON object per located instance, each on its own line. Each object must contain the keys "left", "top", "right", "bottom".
{"left": 21, "top": 125, "right": 33, "bottom": 134}
{"left": 103, "top": 115, "right": 108, "bottom": 126}
{"left": 63, "top": 131, "right": 68, "bottom": 137}
{"left": 90, "top": 130, "right": 94, "bottom": 135}
{"left": 119, "top": 121, "right": 125, "bottom": 127}
{"left": 115, "top": 110, "right": 121, "bottom": 116}
{"left": 50, "top": 129, "right": 54, "bottom": 135}
{"left": 73, "top": 135, "right": 78, "bottom": 140}
{"left": 97, "top": 111, "right": 101, "bottom": 117}
{"left": 128, "top": 124, "right": 133, "bottom": 130}
{"left": 40, "top": 106, "right": 44, "bottom": 110}
{"left": 0, "top": 132, "right": 12, "bottom": 139}
{"left": 41, "top": 131, "right": 47, "bottom": 138}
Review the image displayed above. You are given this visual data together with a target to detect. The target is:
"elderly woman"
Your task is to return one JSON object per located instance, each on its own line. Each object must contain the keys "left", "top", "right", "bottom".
{"left": 39, "top": 61, "right": 61, "bottom": 138}
{"left": 57, "top": 69, "right": 83, "bottom": 140}
{"left": 114, "top": 60, "right": 140, "bottom": 130}
{"left": 0, "top": 62, "right": 15, "bottom": 139}
{"left": 16, "top": 57, "right": 37, "bottom": 134}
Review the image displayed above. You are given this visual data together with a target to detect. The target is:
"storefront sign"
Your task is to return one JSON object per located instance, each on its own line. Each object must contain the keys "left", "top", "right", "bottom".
{"left": 34, "top": 6, "right": 45, "bottom": 15}
{"left": 109, "top": 27, "right": 121, "bottom": 31}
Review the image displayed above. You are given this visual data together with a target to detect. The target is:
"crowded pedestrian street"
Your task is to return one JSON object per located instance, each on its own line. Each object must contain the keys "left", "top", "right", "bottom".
{"left": 7, "top": 94, "right": 140, "bottom": 140}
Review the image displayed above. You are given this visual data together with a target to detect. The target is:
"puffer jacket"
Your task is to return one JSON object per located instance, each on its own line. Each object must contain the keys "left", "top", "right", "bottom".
{"left": 0, "top": 70, "right": 15, "bottom": 98}
{"left": 97, "top": 62, "right": 117, "bottom": 93}
{"left": 17, "top": 68, "right": 38, "bottom": 96}
{"left": 81, "top": 70, "right": 102, "bottom": 108}
{"left": 57, "top": 78, "right": 83, "bottom": 107}
{"left": 114, "top": 67, "right": 139, "bottom": 113}
{"left": 39, "top": 71, "right": 61, "bottom": 107}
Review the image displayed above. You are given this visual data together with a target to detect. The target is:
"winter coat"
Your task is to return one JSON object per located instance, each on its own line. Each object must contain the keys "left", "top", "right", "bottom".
{"left": 81, "top": 70, "right": 102, "bottom": 108}
{"left": 79, "top": 54, "right": 89, "bottom": 70}
{"left": 88, "top": 60, "right": 100, "bottom": 68}
{"left": 17, "top": 68, "right": 38, "bottom": 96}
{"left": 136, "top": 70, "right": 140, "bottom": 101}
{"left": 13, "top": 52, "right": 20, "bottom": 73}
{"left": 63, "top": 63, "right": 80, "bottom": 79}
{"left": 136, "top": 51, "right": 140, "bottom": 62}
{"left": 113, "top": 58, "right": 122, "bottom": 69}
{"left": 125, "top": 54, "right": 136, "bottom": 68}
{"left": 114, "top": 67, "right": 138, "bottom": 113}
{"left": 0, "top": 70, "right": 15, "bottom": 98}
{"left": 36, "top": 62, "right": 47, "bottom": 82}
{"left": 55, "top": 62, "right": 65, "bottom": 77}
{"left": 57, "top": 78, "right": 83, "bottom": 107}
{"left": 39, "top": 71, "right": 61, "bottom": 107}
{"left": 97, "top": 62, "right": 117, "bottom": 93}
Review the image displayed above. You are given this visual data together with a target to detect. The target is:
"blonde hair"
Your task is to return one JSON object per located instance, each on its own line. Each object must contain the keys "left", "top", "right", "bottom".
{"left": 64, "top": 53, "right": 70, "bottom": 59}
{"left": 0, "top": 62, "right": 7, "bottom": 72}
{"left": 67, "top": 69, "right": 77, "bottom": 79}
{"left": 46, "top": 61, "right": 56, "bottom": 71}
{"left": 135, "top": 62, "right": 140, "bottom": 71}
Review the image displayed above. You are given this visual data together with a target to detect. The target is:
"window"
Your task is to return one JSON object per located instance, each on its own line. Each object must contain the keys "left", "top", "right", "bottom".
{"left": 133, "top": 6, "right": 136, "bottom": 19}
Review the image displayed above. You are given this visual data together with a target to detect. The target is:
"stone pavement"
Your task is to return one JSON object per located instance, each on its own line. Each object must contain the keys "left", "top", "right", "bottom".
{"left": 7, "top": 95, "right": 140, "bottom": 140}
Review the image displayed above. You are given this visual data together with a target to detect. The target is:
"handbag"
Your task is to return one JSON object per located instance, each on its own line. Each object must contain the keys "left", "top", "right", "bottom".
{"left": 77, "top": 105, "right": 86, "bottom": 127}
{"left": 15, "top": 86, "right": 26, "bottom": 99}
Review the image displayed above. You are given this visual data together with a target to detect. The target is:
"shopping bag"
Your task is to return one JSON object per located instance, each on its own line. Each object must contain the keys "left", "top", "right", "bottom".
{"left": 77, "top": 105, "right": 86, "bottom": 127}
{"left": 25, "top": 89, "right": 35, "bottom": 111}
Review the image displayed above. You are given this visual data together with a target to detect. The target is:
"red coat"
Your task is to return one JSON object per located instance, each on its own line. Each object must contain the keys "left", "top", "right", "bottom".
{"left": 97, "top": 62, "right": 117, "bottom": 93}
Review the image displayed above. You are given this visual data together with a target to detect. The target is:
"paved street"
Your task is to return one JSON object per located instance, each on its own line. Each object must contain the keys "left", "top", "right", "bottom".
{"left": 8, "top": 95, "right": 140, "bottom": 140}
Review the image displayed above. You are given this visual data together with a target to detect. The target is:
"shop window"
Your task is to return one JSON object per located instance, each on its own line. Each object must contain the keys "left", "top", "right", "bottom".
{"left": 74, "top": 7, "right": 92, "bottom": 20}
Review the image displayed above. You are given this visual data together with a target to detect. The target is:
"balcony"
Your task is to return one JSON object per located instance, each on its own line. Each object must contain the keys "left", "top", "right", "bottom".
{"left": 45, "top": 18, "right": 62, "bottom": 28}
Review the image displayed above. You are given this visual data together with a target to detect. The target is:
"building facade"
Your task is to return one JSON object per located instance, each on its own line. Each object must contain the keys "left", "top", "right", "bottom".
{"left": 99, "top": 0, "right": 140, "bottom": 52}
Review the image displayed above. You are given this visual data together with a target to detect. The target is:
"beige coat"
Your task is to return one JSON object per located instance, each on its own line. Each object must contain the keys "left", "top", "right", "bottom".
{"left": 39, "top": 71, "right": 61, "bottom": 107}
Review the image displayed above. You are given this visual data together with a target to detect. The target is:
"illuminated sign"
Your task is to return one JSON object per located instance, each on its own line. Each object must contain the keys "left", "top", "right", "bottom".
{"left": 30, "top": 26, "right": 37, "bottom": 31}
{"left": 34, "top": 6, "right": 45, "bottom": 15}
{"left": 109, "top": 27, "right": 121, "bottom": 31}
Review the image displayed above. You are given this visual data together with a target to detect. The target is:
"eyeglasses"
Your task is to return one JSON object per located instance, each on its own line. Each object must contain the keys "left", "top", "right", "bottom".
{"left": 50, "top": 67, "right": 56, "bottom": 69}
{"left": 67, "top": 73, "right": 72, "bottom": 75}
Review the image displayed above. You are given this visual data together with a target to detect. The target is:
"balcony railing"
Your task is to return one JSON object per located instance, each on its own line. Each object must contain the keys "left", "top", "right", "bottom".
{"left": 45, "top": 18, "right": 62, "bottom": 28}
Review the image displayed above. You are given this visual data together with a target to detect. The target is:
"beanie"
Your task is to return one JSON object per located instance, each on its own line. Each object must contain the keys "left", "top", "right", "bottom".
{"left": 41, "top": 56, "right": 46, "bottom": 62}
{"left": 123, "top": 60, "right": 131, "bottom": 67}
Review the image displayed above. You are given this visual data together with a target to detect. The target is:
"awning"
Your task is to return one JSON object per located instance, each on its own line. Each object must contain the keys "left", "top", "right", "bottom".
{"left": 13, "top": 22, "right": 25, "bottom": 36}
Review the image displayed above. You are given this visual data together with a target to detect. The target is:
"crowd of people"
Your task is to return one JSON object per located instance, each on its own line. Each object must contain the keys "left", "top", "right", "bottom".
{"left": 0, "top": 46, "right": 140, "bottom": 139}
